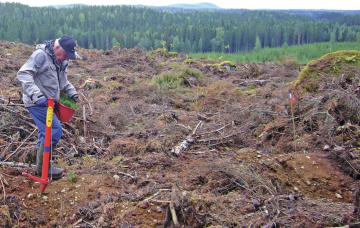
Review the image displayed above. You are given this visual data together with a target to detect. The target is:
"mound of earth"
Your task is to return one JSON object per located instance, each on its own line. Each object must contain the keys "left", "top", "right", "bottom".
{"left": 295, "top": 50, "right": 360, "bottom": 92}
{"left": 1, "top": 41, "right": 360, "bottom": 227}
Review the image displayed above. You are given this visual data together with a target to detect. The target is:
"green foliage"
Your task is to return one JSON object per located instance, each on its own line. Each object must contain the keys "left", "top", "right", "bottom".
{"left": 152, "top": 66, "right": 203, "bottom": 88}
{"left": 1, "top": 3, "right": 360, "bottom": 54}
{"left": 68, "top": 171, "right": 75, "bottom": 182}
{"left": 151, "top": 48, "right": 169, "bottom": 58}
{"left": 59, "top": 93, "right": 78, "bottom": 109}
{"left": 190, "top": 42, "right": 360, "bottom": 64}
{"left": 160, "top": 41, "right": 167, "bottom": 48}
{"left": 153, "top": 72, "right": 184, "bottom": 88}
{"left": 108, "top": 81, "right": 123, "bottom": 90}
{"left": 112, "top": 42, "right": 121, "bottom": 52}
{"left": 254, "top": 35, "right": 261, "bottom": 52}
{"left": 183, "top": 67, "right": 202, "bottom": 79}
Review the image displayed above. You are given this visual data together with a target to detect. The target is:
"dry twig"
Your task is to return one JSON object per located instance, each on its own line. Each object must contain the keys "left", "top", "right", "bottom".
{"left": 170, "top": 202, "right": 180, "bottom": 227}
{"left": 141, "top": 189, "right": 172, "bottom": 203}
{"left": 79, "top": 91, "right": 93, "bottom": 116}
{"left": 3, "top": 128, "right": 36, "bottom": 162}
{"left": 0, "top": 174, "right": 7, "bottom": 205}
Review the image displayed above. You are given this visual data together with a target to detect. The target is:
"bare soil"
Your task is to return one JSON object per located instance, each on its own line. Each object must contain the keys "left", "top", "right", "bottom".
{"left": 1, "top": 41, "right": 360, "bottom": 227}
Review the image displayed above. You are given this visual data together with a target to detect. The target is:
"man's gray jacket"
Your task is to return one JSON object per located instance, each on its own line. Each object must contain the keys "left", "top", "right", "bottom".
{"left": 17, "top": 42, "right": 78, "bottom": 107}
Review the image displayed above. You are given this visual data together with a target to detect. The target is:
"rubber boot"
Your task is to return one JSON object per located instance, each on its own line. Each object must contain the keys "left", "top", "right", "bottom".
{"left": 36, "top": 144, "right": 63, "bottom": 180}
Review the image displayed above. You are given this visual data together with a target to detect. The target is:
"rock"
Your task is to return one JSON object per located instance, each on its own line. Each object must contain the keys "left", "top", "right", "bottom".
{"left": 138, "top": 202, "right": 149, "bottom": 209}
{"left": 323, "top": 145, "right": 330, "bottom": 151}
{"left": 155, "top": 206, "right": 163, "bottom": 213}
{"left": 335, "top": 193, "right": 343, "bottom": 199}
{"left": 334, "top": 145, "right": 345, "bottom": 152}
{"left": 289, "top": 194, "right": 295, "bottom": 201}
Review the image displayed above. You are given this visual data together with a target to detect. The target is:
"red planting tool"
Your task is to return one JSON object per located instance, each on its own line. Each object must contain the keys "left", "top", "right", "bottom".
{"left": 22, "top": 98, "right": 55, "bottom": 193}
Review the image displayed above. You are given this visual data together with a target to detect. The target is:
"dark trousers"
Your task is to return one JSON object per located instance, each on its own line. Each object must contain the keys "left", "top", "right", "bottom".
{"left": 27, "top": 106, "right": 62, "bottom": 149}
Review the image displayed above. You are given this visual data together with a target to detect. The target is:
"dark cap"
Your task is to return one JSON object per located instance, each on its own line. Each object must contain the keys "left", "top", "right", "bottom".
{"left": 59, "top": 36, "right": 76, "bottom": 60}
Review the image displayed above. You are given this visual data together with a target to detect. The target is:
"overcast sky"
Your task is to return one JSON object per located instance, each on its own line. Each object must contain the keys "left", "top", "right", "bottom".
{"left": 1, "top": 0, "right": 359, "bottom": 10}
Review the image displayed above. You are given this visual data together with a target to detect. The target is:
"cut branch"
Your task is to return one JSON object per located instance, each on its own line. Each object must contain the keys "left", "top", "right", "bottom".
{"left": 171, "top": 121, "right": 202, "bottom": 155}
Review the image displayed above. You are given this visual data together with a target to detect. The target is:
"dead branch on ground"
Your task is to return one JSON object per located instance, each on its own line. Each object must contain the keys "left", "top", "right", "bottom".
{"left": 171, "top": 121, "right": 202, "bottom": 155}
{"left": 0, "top": 162, "right": 32, "bottom": 168}
{"left": 0, "top": 173, "right": 7, "bottom": 205}
{"left": 3, "top": 129, "right": 36, "bottom": 162}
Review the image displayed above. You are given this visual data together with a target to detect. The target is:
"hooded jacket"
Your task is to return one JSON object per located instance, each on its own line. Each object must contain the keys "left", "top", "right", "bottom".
{"left": 17, "top": 40, "right": 78, "bottom": 107}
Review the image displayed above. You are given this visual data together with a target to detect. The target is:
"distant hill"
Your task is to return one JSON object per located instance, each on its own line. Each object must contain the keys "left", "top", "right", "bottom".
{"left": 46, "top": 2, "right": 220, "bottom": 9}
{"left": 46, "top": 3, "right": 88, "bottom": 8}
{"left": 41, "top": 2, "right": 360, "bottom": 15}
{"left": 144, "top": 2, "right": 248, "bottom": 13}
{"left": 167, "top": 2, "right": 220, "bottom": 9}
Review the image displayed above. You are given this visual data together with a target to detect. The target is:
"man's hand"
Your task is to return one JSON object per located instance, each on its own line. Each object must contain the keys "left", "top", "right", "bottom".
{"left": 72, "top": 95, "right": 78, "bottom": 103}
{"left": 35, "top": 97, "right": 47, "bottom": 107}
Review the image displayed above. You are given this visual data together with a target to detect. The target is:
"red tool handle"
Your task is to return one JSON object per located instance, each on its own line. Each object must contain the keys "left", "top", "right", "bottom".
{"left": 22, "top": 98, "right": 54, "bottom": 193}
{"left": 40, "top": 98, "right": 54, "bottom": 193}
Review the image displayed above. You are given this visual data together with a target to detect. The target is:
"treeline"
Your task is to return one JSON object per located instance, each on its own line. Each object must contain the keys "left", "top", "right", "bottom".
{"left": 0, "top": 2, "right": 360, "bottom": 53}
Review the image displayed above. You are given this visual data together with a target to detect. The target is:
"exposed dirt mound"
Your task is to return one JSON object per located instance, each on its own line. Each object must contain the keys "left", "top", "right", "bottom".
{"left": 1, "top": 40, "right": 360, "bottom": 227}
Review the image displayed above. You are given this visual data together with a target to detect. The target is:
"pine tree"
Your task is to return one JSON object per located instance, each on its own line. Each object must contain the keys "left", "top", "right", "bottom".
{"left": 254, "top": 35, "right": 261, "bottom": 52}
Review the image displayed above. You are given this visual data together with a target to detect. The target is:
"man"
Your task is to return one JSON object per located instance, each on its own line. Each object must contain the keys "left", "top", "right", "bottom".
{"left": 17, "top": 36, "right": 79, "bottom": 180}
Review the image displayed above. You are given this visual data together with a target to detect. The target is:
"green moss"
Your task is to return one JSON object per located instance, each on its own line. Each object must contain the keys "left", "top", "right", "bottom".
{"left": 295, "top": 50, "right": 360, "bottom": 92}
{"left": 184, "top": 59, "right": 198, "bottom": 64}
{"left": 168, "top": 52, "right": 178, "bottom": 57}
{"left": 151, "top": 48, "right": 169, "bottom": 58}
{"left": 212, "top": 60, "right": 237, "bottom": 68}
{"left": 219, "top": 61, "right": 237, "bottom": 67}
{"left": 152, "top": 66, "right": 203, "bottom": 88}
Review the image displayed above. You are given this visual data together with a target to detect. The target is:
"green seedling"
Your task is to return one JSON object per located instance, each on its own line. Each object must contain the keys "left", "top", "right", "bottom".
{"left": 59, "top": 93, "right": 78, "bottom": 109}
{"left": 68, "top": 171, "right": 75, "bottom": 182}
